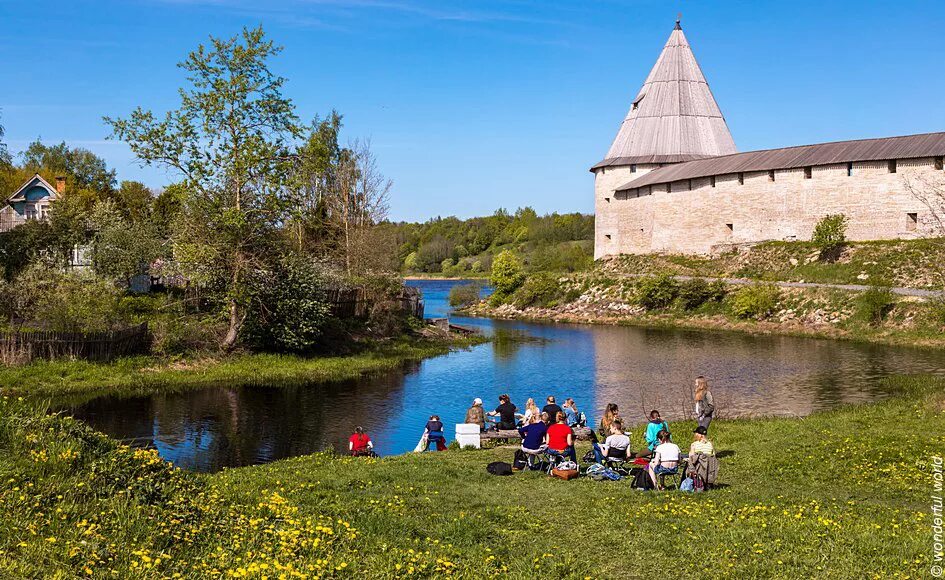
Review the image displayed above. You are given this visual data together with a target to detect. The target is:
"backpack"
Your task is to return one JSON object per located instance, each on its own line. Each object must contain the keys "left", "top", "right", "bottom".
{"left": 630, "top": 467, "right": 653, "bottom": 490}
{"left": 512, "top": 449, "right": 527, "bottom": 471}
{"left": 487, "top": 462, "right": 514, "bottom": 476}
{"left": 692, "top": 473, "right": 706, "bottom": 492}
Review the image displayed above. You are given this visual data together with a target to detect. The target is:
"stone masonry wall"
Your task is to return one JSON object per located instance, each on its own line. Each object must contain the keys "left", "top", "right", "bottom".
{"left": 594, "top": 164, "right": 657, "bottom": 259}
{"left": 594, "top": 157, "right": 945, "bottom": 256}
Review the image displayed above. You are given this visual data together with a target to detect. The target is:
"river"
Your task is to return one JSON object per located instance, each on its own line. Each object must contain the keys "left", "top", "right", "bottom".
{"left": 65, "top": 279, "right": 945, "bottom": 472}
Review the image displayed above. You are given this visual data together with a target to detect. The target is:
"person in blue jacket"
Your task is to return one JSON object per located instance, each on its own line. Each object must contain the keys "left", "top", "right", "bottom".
{"left": 643, "top": 409, "right": 670, "bottom": 455}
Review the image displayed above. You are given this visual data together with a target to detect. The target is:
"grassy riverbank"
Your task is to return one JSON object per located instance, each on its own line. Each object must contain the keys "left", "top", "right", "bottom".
{"left": 0, "top": 334, "right": 484, "bottom": 401}
{"left": 462, "top": 271, "right": 945, "bottom": 349}
{"left": 601, "top": 237, "right": 945, "bottom": 290}
{"left": 2, "top": 375, "right": 940, "bottom": 578}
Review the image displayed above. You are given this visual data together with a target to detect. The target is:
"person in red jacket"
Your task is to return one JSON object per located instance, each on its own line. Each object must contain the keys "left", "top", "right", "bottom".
{"left": 348, "top": 426, "right": 374, "bottom": 457}
{"left": 544, "top": 411, "right": 577, "bottom": 463}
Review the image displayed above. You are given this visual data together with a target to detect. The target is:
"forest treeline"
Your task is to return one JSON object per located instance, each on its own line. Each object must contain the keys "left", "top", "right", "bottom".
{"left": 387, "top": 208, "right": 594, "bottom": 276}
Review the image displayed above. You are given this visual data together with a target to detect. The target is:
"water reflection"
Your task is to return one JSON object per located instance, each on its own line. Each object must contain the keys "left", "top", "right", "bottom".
{"left": 72, "top": 366, "right": 414, "bottom": 472}
{"left": 64, "top": 279, "right": 945, "bottom": 472}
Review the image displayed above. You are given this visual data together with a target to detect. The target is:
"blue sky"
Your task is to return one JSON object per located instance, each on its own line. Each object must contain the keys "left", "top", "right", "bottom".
{"left": 2, "top": 0, "right": 944, "bottom": 221}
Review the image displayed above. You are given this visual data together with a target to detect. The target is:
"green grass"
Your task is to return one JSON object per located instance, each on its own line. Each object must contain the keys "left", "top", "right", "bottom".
{"left": 0, "top": 336, "right": 484, "bottom": 402}
{"left": 607, "top": 237, "right": 945, "bottom": 290}
{"left": 1, "top": 375, "right": 941, "bottom": 578}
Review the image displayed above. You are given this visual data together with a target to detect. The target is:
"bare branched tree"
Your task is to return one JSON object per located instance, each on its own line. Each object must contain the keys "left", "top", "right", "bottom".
{"left": 330, "top": 139, "right": 392, "bottom": 276}
{"left": 903, "top": 172, "right": 945, "bottom": 235}
{"left": 903, "top": 172, "right": 945, "bottom": 287}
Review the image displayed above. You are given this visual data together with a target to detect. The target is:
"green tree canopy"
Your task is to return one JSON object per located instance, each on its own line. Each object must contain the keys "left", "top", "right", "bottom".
{"left": 107, "top": 26, "right": 303, "bottom": 348}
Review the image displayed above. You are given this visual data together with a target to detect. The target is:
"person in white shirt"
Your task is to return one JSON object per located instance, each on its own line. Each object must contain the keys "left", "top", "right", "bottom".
{"left": 647, "top": 430, "right": 681, "bottom": 490}
{"left": 592, "top": 419, "right": 631, "bottom": 463}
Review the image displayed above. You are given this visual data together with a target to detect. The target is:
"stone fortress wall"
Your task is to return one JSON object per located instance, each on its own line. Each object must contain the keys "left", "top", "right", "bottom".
{"left": 594, "top": 156, "right": 945, "bottom": 257}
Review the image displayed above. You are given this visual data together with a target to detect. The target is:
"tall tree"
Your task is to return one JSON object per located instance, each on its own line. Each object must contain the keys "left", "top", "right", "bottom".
{"left": 330, "top": 139, "right": 391, "bottom": 275}
{"left": 106, "top": 26, "right": 301, "bottom": 348}
{"left": 0, "top": 113, "right": 11, "bottom": 168}
{"left": 287, "top": 112, "right": 343, "bottom": 253}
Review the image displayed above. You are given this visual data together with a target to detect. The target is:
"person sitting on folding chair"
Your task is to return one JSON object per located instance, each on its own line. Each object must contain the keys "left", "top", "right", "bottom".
{"left": 518, "top": 413, "right": 548, "bottom": 470}
{"left": 423, "top": 415, "right": 447, "bottom": 451}
{"left": 592, "top": 419, "right": 631, "bottom": 467}
{"left": 544, "top": 411, "right": 577, "bottom": 465}
{"left": 647, "top": 429, "right": 681, "bottom": 490}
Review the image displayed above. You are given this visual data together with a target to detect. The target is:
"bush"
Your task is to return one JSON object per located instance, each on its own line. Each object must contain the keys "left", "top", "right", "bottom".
{"left": 404, "top": 251, "right": 421, "bottom": 271}
{"left": 811, "top": 214, "right": 848, "bottom": 261}
{"left": 854, "top": 286, "right": 896, "bottom": 326}
{"left": 635, "top": 273, "right": 679, "bottom": 310}
{"left": 677, "top": 278, "right": 727, "bottom": 310}
{"left": 448, "top": 282, "right": 482, "bottom": 308}
{"left": 243, "top": 256, "right": 332, "bottom": 353}
{"left": 4, "top": 265, "right": 128, "bottom": 332}
{"left": 730, "top": 283, "right": 780, "bottom": 319}
{"left": 490, "top": 250, "right": 525, "bottom": 296}
{"left": 928, "top": 297, "right": 945, "bottom": 329}
{"left": 151, "top": 313, "right": 226, "bottom": 356}
{"left": 511, "top": 273, "right": 561, "bottom": 308}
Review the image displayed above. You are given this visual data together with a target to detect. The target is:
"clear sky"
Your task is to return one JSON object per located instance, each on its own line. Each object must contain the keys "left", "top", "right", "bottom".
{"left": 2, "top": 0, "right": 944, "bottom": 221}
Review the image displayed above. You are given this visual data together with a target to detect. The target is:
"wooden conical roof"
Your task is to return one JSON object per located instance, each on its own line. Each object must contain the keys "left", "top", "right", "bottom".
{"left": 593, "top": 20, "right": 736, "bottom": 170}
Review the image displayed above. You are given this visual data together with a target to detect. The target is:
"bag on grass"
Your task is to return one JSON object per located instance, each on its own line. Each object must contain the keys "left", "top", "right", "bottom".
{"left": 512, "top": 449, "right": 527, "bottom": 471}
{"left": 487, "top": 462, "right": 514, "bottom": 476}
{"left": 693, "top": 473, "right": 706, "bottom": 492}
{"left": 582, "top": 449, "right": 597, "bottom": 463}
{"left": 552, "top": 466, "right": 579, "bottom": 480}
{"left": 679, "top": 477, "right": 694, "bottom": 492}
{"left": 630, "top": 467, "right": 653, "bottom": 490}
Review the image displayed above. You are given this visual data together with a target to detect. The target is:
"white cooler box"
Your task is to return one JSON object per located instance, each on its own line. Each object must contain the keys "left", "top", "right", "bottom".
{"left": 454, "top": 423, "right": 481, "bottom": 449}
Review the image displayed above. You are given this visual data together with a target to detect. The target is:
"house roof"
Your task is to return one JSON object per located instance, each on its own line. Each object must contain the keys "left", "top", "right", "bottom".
{"left": 614, "top": 132, "right": 945, "bottom": 192}
{"left": 592, "top": 20, "right": 737, "bottom": 171}
{"left": 7, "top": 173, "right": 58, "bottom": 203}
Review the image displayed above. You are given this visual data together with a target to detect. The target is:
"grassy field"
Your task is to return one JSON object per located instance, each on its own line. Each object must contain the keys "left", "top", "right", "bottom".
{"left": 0, "top": 336, "right": 484, "bottom": 402}
{"left": 1, "top": 375, "right": 941, "bottom": 578}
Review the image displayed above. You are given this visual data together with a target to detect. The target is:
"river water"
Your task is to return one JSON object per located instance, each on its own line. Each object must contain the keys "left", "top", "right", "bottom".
{"left": 65, "top": 279, "right": 945, "bottom": 472}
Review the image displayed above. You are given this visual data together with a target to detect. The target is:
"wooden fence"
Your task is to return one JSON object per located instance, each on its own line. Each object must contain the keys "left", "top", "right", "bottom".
{"left": 325, "top": 286, "right": 424, "bottom": 320}
{"left": 0, "top": 323, "right": 151, "bottom": 365}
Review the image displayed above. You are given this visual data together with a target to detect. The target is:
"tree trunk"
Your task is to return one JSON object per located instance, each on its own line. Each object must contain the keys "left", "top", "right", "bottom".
{"left": 222, "top": 256, "right": 243, "bottom": 350}
{"left": 222, "top": 298, "right": 240, "bottom": 350}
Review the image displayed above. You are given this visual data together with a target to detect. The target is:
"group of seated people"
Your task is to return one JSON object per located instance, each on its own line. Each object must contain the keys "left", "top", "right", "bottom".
{"left": 517, "top": 402, "right": 716, "bottom": 489}
{"left": 465, "top": 394, "right": 583, "bottom": 432}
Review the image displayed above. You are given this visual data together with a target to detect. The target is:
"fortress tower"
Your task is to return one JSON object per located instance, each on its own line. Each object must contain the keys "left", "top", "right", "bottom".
{"left": 592, "top": 19, "right": 736, "bottom": 258}
{"left": 591, "top": 20, "right": 945, "bottom": 257}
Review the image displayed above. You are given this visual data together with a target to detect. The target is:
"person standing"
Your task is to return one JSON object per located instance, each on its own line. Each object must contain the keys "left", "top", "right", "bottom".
{"left": 465, "top": 398, "right": 486, "bottom": 431}
{"left": 694, "top": 376, "right": 715, "bottom": 431}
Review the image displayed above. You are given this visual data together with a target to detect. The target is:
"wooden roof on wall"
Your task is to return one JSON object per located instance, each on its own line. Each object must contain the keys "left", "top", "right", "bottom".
{"left": 615, "top": 132, "right": 945, "bottom": 192}
{"left": 592, "top": 20, "right": 737, "bottom": 171}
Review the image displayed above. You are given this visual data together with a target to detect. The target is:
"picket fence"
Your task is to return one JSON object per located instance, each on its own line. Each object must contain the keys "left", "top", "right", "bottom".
{"left": 0, "top": 323, "right": 151, "bottom": 365}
